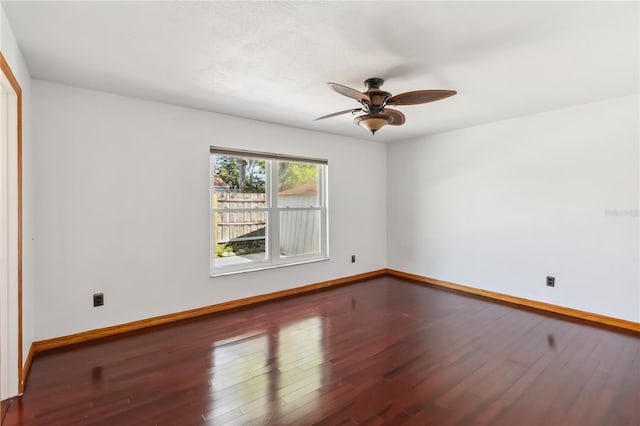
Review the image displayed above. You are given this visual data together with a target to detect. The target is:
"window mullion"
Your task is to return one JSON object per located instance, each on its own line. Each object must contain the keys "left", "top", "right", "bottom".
{"left": 320, "top": 165, "right": 328, "bottom": 257}
{"left": 269, "top": 160, "right": 280, "bottom": 265}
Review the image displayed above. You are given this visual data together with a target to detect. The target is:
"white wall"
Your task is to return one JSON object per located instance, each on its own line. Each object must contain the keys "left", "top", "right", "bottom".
{"left": 32, "top": 80, "right": 387, "bottom": 340}
{"left": 388, "top": 95, "right": 639, "bottom": 322}
{"left": 23, "top": 62, "right": 640, "bottom": 347}
{"left": 1, "top": 4, "right": 34, "bottom": 399}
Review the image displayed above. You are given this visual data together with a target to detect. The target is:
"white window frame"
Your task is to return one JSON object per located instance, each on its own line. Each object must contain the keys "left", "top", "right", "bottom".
{"left": 210, "top": 147, "right": 329, "bottom": 276}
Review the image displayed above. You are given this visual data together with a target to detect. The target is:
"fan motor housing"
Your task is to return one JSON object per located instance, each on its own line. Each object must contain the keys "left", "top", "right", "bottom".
{"left": 366, "top": 90, "right": 391, "bottom": 111}
{"left": 363, "top": 78, "right": 391, "bottom": 111}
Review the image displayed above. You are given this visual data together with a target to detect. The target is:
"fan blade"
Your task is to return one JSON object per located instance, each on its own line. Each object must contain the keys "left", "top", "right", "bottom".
{"left": 327, "top": 82, "right": 371, "bottom": 103}
{"left": 386, "top": 90, "right": 456, "bottom": 106}
{"left": 314, "top": 108, "right": 362, "bottom": 121}
{"left": 384, "top": 108, "right": 406, "bottom": 126}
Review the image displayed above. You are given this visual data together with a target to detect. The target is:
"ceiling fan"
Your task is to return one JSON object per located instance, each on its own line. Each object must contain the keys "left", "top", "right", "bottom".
{"left": 315, "top": 78, "right": 456, "bottom": 135}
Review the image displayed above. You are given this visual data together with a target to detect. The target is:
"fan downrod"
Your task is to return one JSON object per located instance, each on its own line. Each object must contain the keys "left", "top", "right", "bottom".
{"left": 364, "top": 78, "right": 384, "bottom": 90}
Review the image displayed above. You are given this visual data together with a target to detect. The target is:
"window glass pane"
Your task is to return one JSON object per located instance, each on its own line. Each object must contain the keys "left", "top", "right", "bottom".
{"left": 279, "top": 210, "right": 320, "bottom": 257}
{"left": 213, "top": 154, "right": 266, "bottom": 198}
{"left": 213, "top": 211, "right": 268, "bottom": 268}
{"left": 277, "top": 161, "right": 320, "bottom": 208}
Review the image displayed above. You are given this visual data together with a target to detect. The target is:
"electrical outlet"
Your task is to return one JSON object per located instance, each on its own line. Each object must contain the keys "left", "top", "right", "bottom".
{"left": 546, "top": 276, "right": 555, "bottom": 287}
{"left": 93, "top": 293, "right": 104, "bottom": 307}
{"left": 351, "top": 255, "right": 356, "bottom": 263}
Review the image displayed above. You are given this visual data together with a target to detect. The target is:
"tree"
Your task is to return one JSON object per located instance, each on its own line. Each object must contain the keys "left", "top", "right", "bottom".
{"left": 214, "top": 156, "right": 317, "bottom": 193}
{"left": 278, "top": 162, "right": 317, "bottom": 191}
{"left": 214, "top": 156, "right": 265, "bottom": 193}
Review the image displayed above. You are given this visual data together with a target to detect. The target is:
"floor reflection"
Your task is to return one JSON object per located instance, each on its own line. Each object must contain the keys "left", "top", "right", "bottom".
{"left": 206, "top": 315, "right": 324, "bottom": 423}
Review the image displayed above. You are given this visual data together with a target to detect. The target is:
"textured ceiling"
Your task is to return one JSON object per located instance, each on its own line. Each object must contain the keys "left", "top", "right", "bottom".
{"left": 2, "top": 1, "right": 638, "bottom": 143}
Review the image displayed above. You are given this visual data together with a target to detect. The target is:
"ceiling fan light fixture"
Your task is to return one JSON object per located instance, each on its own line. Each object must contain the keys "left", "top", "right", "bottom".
{"left": 317, "top": 77, "right": 457, "bottom": 135}
{"left": 355, "top": 114, "right": 391, "bottom": 135}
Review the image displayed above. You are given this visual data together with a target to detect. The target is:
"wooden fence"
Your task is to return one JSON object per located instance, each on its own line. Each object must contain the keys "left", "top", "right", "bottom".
{"left": 213, "top": 192, "right": 266, "bottom": 243}
{"left": 213, "top": 192, "right": 319, "bottom": 256}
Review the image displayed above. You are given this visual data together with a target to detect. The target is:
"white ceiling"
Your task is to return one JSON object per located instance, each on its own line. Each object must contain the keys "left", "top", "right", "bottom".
{"left": 2, "top": 1, "right": 638, "bottom": 143}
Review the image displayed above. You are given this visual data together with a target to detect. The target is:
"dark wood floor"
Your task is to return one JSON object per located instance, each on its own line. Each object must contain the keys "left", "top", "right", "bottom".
{"left": 4, "top": 276, "right": 640, "bottom": 425}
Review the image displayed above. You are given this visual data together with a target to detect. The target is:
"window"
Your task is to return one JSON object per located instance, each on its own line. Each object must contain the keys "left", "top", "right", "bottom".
{"left": 210, "top": 147, "right": 328, "bottom": 275}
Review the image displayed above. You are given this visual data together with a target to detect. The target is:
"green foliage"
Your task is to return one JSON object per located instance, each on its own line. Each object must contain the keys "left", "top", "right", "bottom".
{"left": 215, "top": 244, "right": 235, "bottom": 257}
{"left": 214, "top": 156, "right": 318, "bottom": 193}
{"left": 214, "top": 156, "right": 265, "bottom": 193}
{"left": 215, "top": 240, "right": 265, "bottom": 258}
{"left": 229, "top": 240, "right": 265, "bottom": 255}
{"left": 214, "top": 156, "right": 238, "bottom": 188}
{"left": 278, "top": 162, "right": 318, "bottom": 191}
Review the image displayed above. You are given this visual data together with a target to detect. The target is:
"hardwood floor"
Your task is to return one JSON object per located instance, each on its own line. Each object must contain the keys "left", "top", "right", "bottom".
{"left": 5, "top": 276, "right": 640, "bottom": 425}
{"left": 1, "top": 398, "right": 13, "bottom": 424}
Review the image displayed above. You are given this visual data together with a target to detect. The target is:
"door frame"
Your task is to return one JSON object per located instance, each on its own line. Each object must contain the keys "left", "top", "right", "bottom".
{"left": 0, "top": 52, "right": 23, "bottom": 397}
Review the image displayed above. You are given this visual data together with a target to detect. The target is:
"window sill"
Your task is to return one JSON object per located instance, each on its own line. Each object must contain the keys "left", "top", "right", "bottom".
{"left": 210, "top": 256, "right": 330, "bottom": 277}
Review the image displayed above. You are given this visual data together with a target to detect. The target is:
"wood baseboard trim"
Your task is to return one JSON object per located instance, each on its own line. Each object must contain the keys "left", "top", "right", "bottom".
{"left": 19, "top": 344, "right": 35, "bottom": 394}
{"left": 386, "top": 269, "right": 640, "bottom": 333}
{"left": 32, "top": 269, "right": 387, "bottom": 354}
